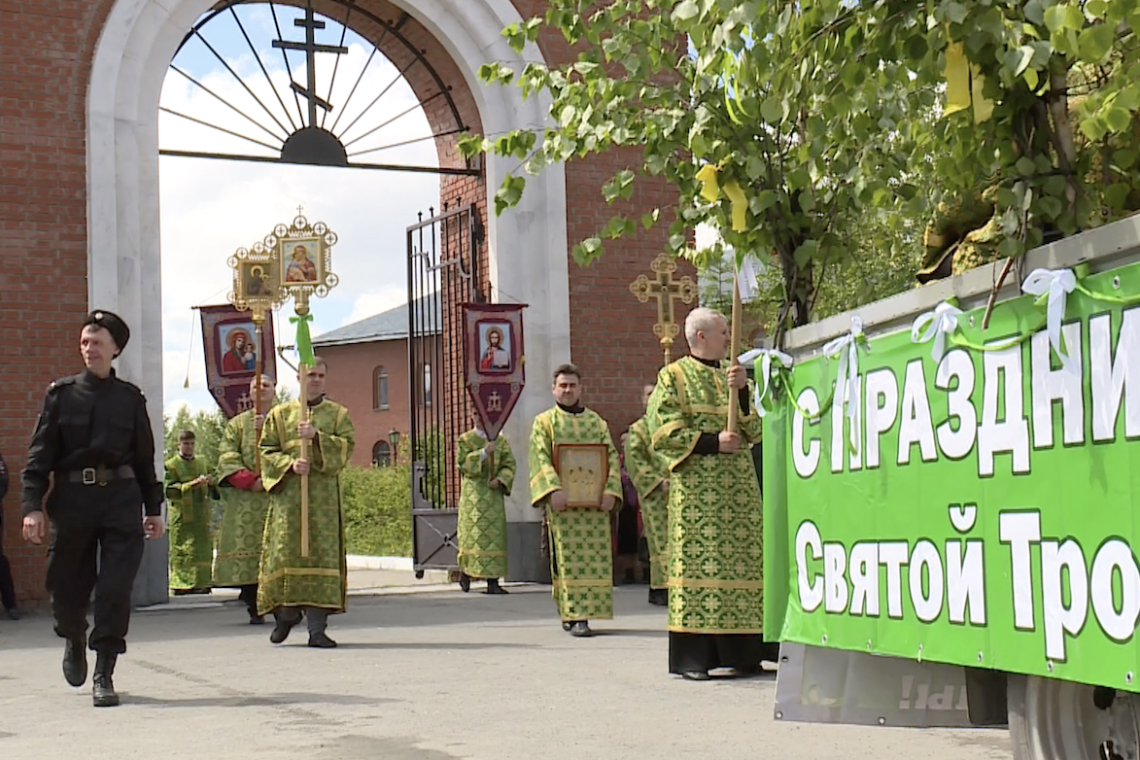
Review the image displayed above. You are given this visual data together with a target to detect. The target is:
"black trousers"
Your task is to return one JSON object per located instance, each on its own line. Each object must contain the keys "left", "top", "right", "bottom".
{"left": 669, "top": 632, "right": 765, "bottom": 673}
{"left": 0, "top": 549, "right": 16, "bottom": 611}
{"left": 46, "top": 481, "right": 145, "bottom": 654}
{"left": 0, "top": 508, "right": 17, "bottom": 611}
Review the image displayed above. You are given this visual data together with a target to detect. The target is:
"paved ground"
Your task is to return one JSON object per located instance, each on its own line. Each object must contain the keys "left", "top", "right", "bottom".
{"left": 0, "top": 578, "right": 1013, "bottom": 760}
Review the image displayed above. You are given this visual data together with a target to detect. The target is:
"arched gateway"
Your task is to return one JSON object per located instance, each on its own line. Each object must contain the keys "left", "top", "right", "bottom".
{"left": 0, "top": 0, "right": 690, "bottom": 606}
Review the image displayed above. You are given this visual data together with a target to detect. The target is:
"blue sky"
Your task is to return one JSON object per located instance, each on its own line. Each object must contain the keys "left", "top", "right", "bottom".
{"left": 159, "top": 4, "right": 439, "bottom": 415}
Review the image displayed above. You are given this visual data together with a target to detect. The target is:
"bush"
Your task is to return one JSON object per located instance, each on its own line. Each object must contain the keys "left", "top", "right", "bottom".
{"left": 340, "top": 463, "right": 412, "bottom": 557}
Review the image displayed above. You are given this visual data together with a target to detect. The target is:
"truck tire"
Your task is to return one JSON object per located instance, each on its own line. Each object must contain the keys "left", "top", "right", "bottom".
{"left": 1008, "top": 674, "right": 1138, "bottom": 760}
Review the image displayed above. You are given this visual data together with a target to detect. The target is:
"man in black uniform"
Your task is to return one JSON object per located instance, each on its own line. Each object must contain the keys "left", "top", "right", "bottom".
{"left": 21, "top": 310, "right": 166, "bottom": 708}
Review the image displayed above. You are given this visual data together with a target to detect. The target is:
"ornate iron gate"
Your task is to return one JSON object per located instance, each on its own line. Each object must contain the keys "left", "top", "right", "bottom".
{"left": 408, "top": 201, "right": 482, "bottom": 574}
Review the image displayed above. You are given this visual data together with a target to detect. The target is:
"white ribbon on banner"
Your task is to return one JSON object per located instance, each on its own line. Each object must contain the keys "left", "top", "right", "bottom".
{"left": 822, "top": 316, "right": 866, "bottom": 452}
{"left": 738, "top": 347, "right": 794, "bottom": 416}
{"left": 1022, "top": 267, "right": 1077, "bottom": 372}
{"left": 736, "top": 254, "right": 763, "bottom": 302}
{"left": 911, "top": 301, "right": 963, "bottom": 363}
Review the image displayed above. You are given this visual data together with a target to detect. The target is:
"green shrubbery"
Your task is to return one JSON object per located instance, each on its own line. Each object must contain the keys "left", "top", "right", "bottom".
{"left": 340, "top": 463, "right": 412, "bottom": 557}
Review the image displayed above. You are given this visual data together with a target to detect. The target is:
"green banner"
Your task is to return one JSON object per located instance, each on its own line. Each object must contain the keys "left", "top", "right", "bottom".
{"left": 764, "top": 261, "right": 1140, "bottom": 692}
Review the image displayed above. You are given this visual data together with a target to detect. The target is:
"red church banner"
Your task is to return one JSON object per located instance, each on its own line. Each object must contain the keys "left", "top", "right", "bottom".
{"left": 200, "top": 304, "right": 277, "bottom": 419}
{"left": 463, "top": 303, "right": 526, "bottom": 440}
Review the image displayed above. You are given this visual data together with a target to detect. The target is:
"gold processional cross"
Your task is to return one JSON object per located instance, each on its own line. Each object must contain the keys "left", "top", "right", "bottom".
{"left": 629, "top": 252, "right": 698, "bottom": 365}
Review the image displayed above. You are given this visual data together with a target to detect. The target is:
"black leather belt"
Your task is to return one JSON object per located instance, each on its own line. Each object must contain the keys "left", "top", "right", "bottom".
{"left": 62, "top": 465, "right": 136, "bottom": 486}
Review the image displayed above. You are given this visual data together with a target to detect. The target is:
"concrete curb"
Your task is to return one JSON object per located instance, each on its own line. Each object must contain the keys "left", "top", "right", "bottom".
{"left": 133, "top": 581, "right": 540, "bottom": 611}
{"left": 345, "top": 555, "right": 414, "bottom": 570}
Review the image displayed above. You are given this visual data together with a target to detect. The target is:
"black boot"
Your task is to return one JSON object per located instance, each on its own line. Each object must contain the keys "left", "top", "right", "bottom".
{"left": 484, "top": 578, "right": 508, "bottom": 595}
{"left": 63, "top": 636, "right": 88, "bottom": 687}
{"left": 458, "top": 573, "right": 471, "bottom": 593}
{"left": 269, "top": 608, "right": 303, "bottom": 644}
{"left": 92, "top": 653, "right": 120, "bottom": 707}
{"left": 648, "top": 588, "right": 668, "bottom": 606}
{"left": 241, "top": 585, "right": 265, "bottom": 624}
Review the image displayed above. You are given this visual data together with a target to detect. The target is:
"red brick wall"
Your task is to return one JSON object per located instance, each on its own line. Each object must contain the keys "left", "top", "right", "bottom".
{"left": 315, "top": 337, "right": 441, "bottom": 469}
{"left": 510, "top": 1, "right": 697, "bottom": 438}
{"left": 0, "top": 0, "right": 117, "bottom": 607}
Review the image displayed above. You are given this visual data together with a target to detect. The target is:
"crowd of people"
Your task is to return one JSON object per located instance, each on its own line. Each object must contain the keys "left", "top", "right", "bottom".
{"left": 2, "top": 304, "right": 771, "bottom": 708}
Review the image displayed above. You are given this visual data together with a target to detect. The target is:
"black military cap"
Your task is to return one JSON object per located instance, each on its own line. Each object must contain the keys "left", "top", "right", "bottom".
{"left": 84, "top": 309, "right": 130, "bottom": 356}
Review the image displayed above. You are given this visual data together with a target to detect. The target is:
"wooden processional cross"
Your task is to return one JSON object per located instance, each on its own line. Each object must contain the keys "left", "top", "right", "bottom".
{"left": 629, "top": 252, "right": 698, "bottom": 365}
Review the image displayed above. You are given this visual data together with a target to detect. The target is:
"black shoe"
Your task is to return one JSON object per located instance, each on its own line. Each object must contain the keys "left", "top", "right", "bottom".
{"left": 484, "top": 579, "right": 508, "bottom": 595}
{"left": 269, "top": 610, "right": 302, "bottom": 644}
{"left": 249, "top": 615, "right": 265, "bottom": 625}
{"left": 5, "top": 608, "right": 22, "bottom": 620}
{"left": 569, "top": 621, "right": 593, "bottom": 637}
{"left": 172, "top": 589, "right": 192, "bottom": 596}
{"left": 63, "top": 636, "right": 88, "bottom": 687}
{"left": 680, "top": 670, "right": 711, "bottom": 681}
{"left": 458, "top": 573, "right": 471, "bottom": 593}
{"left": 92, "top": 653, "right": 119, "bottom": 707}
{"left": 760, "top": 641, "right": 781, "bottom": 663}
{"left": 648, "top": 588, "right": 668, "bottom": 606}
{"left": 308, "top": 631, "right": 338, "bottom": 649}
{"left": 561, "top": 621, "right": 572, "bottom": 631}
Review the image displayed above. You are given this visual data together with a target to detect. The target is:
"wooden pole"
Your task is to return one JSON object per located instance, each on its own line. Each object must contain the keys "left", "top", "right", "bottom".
{"left": 299, "top": 364, "right": 310, "bottom": 557}
{"left": 727, "top": 271, "right": 743, "bottom": 433}
{"left": 253, "top": 321, "right": 264, "bottom": 471}
{"left": 488, "top": 442, "right": 496, "bottom": 486}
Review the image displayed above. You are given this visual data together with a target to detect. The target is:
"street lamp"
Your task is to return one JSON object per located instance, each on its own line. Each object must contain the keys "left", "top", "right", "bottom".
{"left": 389, "top": 428, "right": 401, "bottom": 465}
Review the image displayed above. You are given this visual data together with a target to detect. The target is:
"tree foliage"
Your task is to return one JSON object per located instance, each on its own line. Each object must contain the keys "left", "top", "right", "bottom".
{"left": 161, "top": 388, "right": 294, "bottom": 462}
{"left": 464, "top": 0, "right": 1140, "bottom": 340}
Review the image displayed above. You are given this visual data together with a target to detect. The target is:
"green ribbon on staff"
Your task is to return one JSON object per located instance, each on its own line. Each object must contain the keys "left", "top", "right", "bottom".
{"left": 291, "top": 314, "right": 315, "bottom": 367}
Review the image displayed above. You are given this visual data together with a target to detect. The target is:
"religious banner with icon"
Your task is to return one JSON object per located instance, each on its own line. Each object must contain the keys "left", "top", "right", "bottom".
{"left": 463, "top": 303, "right": 526, "bottom": 440}
{"left": 200, "top": 304, "right": 277, "bottom": 418}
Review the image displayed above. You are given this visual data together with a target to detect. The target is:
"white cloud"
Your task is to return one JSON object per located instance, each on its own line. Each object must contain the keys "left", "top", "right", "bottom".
{"left": 158, "top": 20, "right": 439, "bottom": 417}
{"left": 695, "top": 222, "right": 721, "bottom": 250}
{"left": 337, "top": 285, "right": 408, "bottom": 330}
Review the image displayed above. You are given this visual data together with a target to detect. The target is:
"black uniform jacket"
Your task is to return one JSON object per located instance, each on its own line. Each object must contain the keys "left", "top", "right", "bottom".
{"left": 21, "top": 369, "right": 163, "bottom": 517}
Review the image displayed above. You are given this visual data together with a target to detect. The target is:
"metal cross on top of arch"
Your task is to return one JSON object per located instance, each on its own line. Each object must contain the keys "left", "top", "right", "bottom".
{"left": 160, "top": 0, "right": 477, "bottom": 176}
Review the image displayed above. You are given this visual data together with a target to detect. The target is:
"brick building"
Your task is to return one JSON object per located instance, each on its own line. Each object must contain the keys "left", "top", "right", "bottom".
{"left": 0, "top": 0, "right": 695, "bottom": 603}
{"left": 312, "top": 294, "right": 440, "bottom": 469}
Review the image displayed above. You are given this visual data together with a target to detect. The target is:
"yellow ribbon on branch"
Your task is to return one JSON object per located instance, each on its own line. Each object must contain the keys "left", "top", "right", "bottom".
{"left": 695, "top": 162, "right": 749, "bottom": 232}
{"left": 943, "top": 42, "right": 994, "bottom": 124}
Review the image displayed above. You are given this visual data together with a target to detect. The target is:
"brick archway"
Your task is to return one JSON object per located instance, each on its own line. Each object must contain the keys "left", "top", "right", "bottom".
{"left": 87, "top": 0, "right": 571, "bottom": 604}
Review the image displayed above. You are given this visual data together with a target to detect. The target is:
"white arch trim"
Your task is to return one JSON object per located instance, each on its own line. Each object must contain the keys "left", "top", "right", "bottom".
{"left": 89, "top": 0, "right": 568, "bottom": 599}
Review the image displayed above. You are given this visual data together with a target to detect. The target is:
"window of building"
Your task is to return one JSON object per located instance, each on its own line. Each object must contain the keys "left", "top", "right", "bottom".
{"left": 373, "top": 366, "right": 388, "bottom": 410}
{"left": 422, "top": 364, "right": 432, "bottom": 407}
{"left": 372, "top": 441, "right": 391, "bottom": 467}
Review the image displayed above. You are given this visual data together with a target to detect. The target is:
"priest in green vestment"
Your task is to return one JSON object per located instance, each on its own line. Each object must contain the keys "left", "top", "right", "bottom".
{"left": 165, "top": 429, "right": 219, "bottom": 594}
{"left": 257, "top": 358, "right": 355, "bottom": 649}
{"left": 214, "top": 374, "right": 276, "bottom": 624}
{"left": 456, "top": 411, "right": 516, "bottom": 594}
{"left": 529, "top": 363, "right": 622, "bottom": 638}
{"left": 625, "top": 382, "right": 670, "bottom": 607}
{"left": 648, "top": 307, "right": 767, "bottom": 680}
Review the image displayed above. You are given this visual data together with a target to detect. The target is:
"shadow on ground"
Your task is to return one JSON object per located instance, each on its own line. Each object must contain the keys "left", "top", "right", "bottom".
{"left": 123, "top": 691, "right": 397, "bottom": 709}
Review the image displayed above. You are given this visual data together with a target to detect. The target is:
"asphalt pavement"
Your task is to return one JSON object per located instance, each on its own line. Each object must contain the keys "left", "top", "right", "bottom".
{"left": 0, "top": 576, "right": 1013, "bottom": 760}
